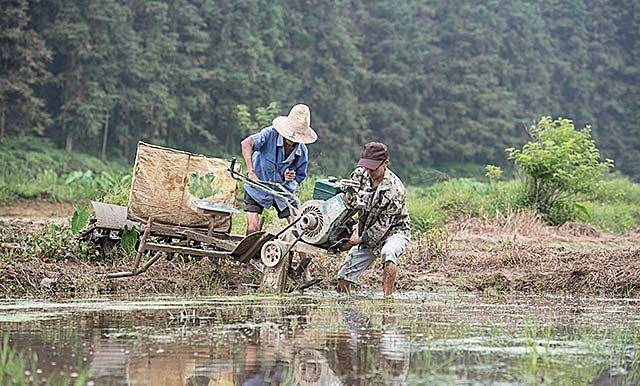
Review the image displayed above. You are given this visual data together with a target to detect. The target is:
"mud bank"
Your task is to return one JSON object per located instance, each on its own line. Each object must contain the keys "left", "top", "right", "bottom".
{"left": 1, "top": 212, "right": 640, "bottom": 298}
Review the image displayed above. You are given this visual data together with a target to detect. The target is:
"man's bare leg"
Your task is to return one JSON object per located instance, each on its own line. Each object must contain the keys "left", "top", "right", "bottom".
{"left": 383, "top": 261, "right": 396, "bottom": 297}
{"left": 246, "top": 212, "right": 261, "bottom": 234}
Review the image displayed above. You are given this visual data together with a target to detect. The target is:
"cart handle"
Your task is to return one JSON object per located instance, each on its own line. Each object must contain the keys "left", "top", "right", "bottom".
{"left": 228, "top": 157, "right": 300, "bottom": 216}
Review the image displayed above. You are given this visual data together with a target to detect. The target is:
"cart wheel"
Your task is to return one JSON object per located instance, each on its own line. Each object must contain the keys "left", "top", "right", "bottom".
{"left": 261, "top": 240, "right": 285, "bottom": 267}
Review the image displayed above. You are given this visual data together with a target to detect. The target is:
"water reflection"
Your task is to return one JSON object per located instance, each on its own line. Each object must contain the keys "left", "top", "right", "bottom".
{"left": 1, "top": 294, "right": 639, "bottom": 385}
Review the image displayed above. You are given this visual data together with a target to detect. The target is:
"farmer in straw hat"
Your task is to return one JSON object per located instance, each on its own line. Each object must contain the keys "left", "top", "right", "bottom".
{"left": 240, "top": 103, "right": 317, "bottom": 234}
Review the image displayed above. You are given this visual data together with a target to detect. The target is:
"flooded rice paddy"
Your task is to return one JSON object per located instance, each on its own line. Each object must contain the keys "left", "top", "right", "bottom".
{"left": 1, "top": 292, "right": 639, "bottom": 385}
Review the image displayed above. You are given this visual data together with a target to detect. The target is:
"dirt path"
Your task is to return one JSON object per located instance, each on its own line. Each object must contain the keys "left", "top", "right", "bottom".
{"left": 0, "top": 200, "right": 74, "bottom": 217}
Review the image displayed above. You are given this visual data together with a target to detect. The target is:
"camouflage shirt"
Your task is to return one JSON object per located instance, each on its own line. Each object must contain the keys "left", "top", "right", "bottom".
{"left": 350, "top": 167, "right": 411, "bottom": 250}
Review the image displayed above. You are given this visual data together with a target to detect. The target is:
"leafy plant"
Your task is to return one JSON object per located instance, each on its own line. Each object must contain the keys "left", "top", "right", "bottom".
{"left": 70, "top": 207, "right": 90, "bottom": 235}
{"left": 485, "top": 165, "right": 503, "bottom": 185}
{"left": 99, "top": 173, "right": 132, "bottom": 205}
{"left": 506, "top": 116, "right": 613, "bottom": 224}
{"left": 188, "top": 172, "right": 220, "bottom": 199}
{"left": 120, "top": 226, "right": 138, "bottom": 254}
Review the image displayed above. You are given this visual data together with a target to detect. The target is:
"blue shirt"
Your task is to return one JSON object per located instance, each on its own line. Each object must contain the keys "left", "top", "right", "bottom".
{"left": 244, "top": 126, "right": 309, "bottom": 211}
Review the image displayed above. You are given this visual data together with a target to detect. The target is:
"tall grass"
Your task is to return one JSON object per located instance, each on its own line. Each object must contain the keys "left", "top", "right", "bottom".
{"left": 407, "top": 179, "right": 524, "bottom": 233}
{"left": 0, "top": 136, "right": 129, "bottom": 205}
{"left": 406, "top": 174, "right": 640, "bottom": 234}
{"left": 581, "top": 177, "right": 640, "bottom": 233}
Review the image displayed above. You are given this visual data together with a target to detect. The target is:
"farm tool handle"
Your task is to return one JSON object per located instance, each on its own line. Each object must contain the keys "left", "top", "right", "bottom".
{"left": 228, "top": 157, "right": 300, "bottom": 216}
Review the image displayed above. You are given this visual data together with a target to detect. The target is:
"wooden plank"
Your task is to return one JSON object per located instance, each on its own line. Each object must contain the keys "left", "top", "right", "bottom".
{"left": 147, "top": 224, "right": 240, "bottom": 251}
{"left": 151, "top": 224, "right": 241, "bottom": 242}
{"left": 144, "top": 242, "right": 230, "bottom": 259}
{"left": 133, "top": 217, "right": 153, "bottom": 271}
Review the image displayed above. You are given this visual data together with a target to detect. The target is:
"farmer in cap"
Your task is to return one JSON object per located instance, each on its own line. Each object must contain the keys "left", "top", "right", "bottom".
{"left": 337, "top": 142, "right": 411, "bottom": 297}
{"left": 240, "top": 104, "right": 317, "bottom": 234}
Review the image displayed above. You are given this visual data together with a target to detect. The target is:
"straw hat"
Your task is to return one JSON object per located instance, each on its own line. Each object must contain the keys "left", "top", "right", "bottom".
{"left": 272, "top": 104, "right": 318, "bottom": 144}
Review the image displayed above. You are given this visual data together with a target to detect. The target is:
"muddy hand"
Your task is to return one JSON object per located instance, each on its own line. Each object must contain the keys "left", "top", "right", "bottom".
{"left": 284, "top": 169, "right": 296, "bottom": 182}
{"left": 339, "top": 233, "right": 363, "bottom": 250}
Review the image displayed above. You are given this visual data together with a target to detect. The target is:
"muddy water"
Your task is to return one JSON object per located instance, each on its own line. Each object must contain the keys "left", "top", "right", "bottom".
{"left": 1, "top": 293, "right": 639, "bottom": 385}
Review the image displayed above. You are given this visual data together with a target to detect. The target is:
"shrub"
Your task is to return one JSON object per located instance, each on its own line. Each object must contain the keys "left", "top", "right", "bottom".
{"left": 506, "top": 116, "right": 613, "bottom": 224}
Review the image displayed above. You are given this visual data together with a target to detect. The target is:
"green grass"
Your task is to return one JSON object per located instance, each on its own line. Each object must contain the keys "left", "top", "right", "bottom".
{"left": 2, "top": 136, "right": 640, "bottom": 234}
{"left": 580, "top": 177, "right": 640, "bottom": 233}
{"left": 0, "top": 135, "right": 129, "bottom": 205}
{"left": 407, "top": 179, "right": 524, "bottom": 233}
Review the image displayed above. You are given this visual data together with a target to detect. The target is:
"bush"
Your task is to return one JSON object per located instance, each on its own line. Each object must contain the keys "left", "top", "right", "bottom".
{"left": 506, "top": 116, "right": 613, "bottom": 224}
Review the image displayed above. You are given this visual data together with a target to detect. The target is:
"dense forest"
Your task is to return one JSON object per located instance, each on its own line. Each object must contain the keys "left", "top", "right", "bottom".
{"left": 1, "top": 0, "right": 639, "bottom": 180}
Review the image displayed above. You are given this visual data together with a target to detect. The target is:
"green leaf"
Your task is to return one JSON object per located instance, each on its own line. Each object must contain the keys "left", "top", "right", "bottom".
{"left": 120, "top": 226, "right": 138, "bottom": 254}
{"left": 70, "top": 207, "right": 90, "bottom": 235}
{"left": 574, "top": 203, "right": 590, "bottom": 219}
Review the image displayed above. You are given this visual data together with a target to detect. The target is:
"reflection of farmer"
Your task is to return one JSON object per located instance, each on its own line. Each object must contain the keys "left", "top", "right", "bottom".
{"left": 325, "top": 305, "right": 410, "bottom": 385}
{"left": 240, "top": 104, "right": 317, "bottom": 235}
{"left": 379, "top": 314, "right": 410, "bottom": 385}
{"left": 294, "top": 348, "right": 342, "bottom": 386}
{"left": 239, "top": 323, "right": 288, "bottom": 386}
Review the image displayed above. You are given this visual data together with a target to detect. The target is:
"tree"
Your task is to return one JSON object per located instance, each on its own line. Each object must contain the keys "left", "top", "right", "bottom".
{"left": 506, "top": 116, "right": 613, "bottom": 224}
{"left": 0, "top": 0, "right": 51, "bottom": 139}
{"left": 236, "top": 102, "right": 279, "bottom": 139}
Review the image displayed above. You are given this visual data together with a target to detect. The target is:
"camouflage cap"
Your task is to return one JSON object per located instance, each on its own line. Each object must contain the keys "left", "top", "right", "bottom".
{"left": 357, "top": 142, "right": 388, "bottom": 170}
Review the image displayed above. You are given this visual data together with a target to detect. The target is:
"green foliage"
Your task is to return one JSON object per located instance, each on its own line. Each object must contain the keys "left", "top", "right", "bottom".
{"left": 0, "top": 0, "right": 51, "bottom": 137}
{"left": 188, "top": 173, "right": 220, "bottom": 199}
{"left": 1, "top": 0, "right": 639, "bottom": 181}
{"left": 64, "top": 170, "right": 129, "bottom": 202}
{"left": 98, "top": 173, "right": 132, "bottom": 206}
{"left": 485, "top": 165, "right": 503, "bottom": 185}
{"left": 408, "top": 174, "right": 640, "bottom": 234}
{"left": 579, "top": 176, "right": 640, "bottom": 232}
{"left": 22, "top": 222, "right": 96, "bottom": 261}
{"left": 0, "top": 136, "right": 128, "bottom": 204}
{"left": 408, "top": 179, "right": 487, "bottom": 233}
{"left": 592, "top": 176, "right": 640, "bottom": 205}
{"left": 120, "top": 226, "right": 138, "bottom": 254}
{"left": 507, "top": 117, "right": 613, "bottom": 224}
{"left": 70, "top": 207, "right": 90, "bottom": 235}
{"left": 236, "top": 102, "right": 280, "bottom": 138}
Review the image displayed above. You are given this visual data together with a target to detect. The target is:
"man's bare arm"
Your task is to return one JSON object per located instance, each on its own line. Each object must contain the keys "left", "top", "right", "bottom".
{"left": 241, "top": 136, "right": 258, "bottom": 181}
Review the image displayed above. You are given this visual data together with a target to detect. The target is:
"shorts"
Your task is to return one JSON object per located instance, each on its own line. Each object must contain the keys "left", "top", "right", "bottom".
{"left": 336, "top": 234, "right": 410, "bottom": 284}
{"left": 243, "top": 192, "right": 295, "bottom": 219}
